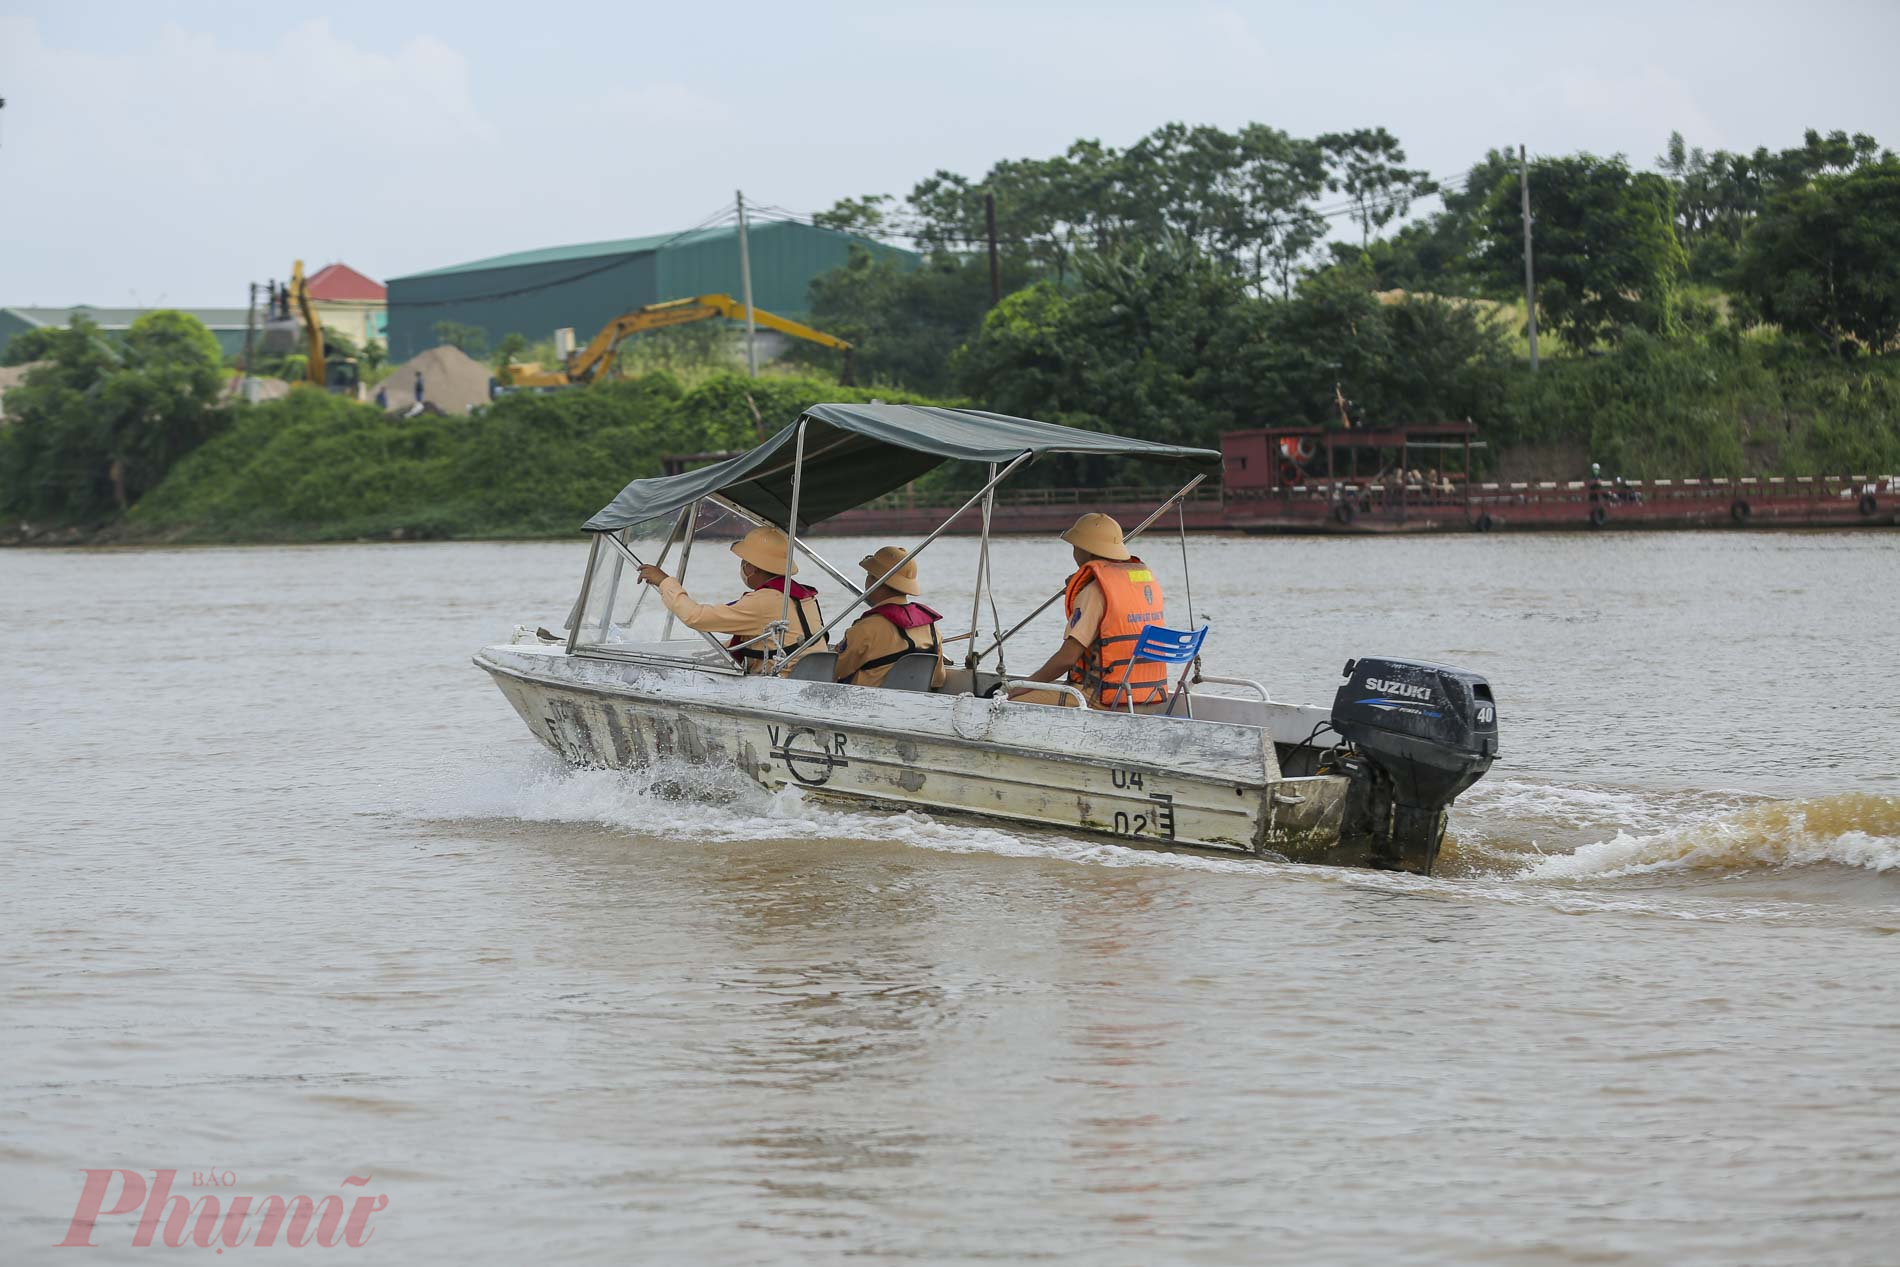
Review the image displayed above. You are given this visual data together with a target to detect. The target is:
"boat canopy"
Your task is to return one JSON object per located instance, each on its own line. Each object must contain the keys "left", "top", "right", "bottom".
{"left": 584, "top": 403, "right": 1222, "bottom": 532}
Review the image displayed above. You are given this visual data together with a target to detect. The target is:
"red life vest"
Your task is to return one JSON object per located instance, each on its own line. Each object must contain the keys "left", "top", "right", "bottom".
{"left": 726, "top": 576, "right": 822, "bottom": 659}
{"left": 870, "top": 601, "right": 941, "bottom": 630}
{"left": 846, "top": 601, "right": 943, "bottom": 681}
{"left": 1065, "top": 559, "right": 1169, "bottom": 707}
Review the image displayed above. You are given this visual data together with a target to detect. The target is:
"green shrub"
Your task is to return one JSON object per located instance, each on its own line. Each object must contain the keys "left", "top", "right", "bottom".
{"left": 127, "top": 372, "right": 956, "bottom": 542}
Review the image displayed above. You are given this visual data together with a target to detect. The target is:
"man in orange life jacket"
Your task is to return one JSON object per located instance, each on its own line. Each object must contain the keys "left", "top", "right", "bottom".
{"left": 636, "top": 525, "right": 826, "bottom": 673}
{"left": 833, "top": 546, "right": 948, "bottom": 689}
{"left": 1009, "top": 512, "right": 1171, "bottom": 710}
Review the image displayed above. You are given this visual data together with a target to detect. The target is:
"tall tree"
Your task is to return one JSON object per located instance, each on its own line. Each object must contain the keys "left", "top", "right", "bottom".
{"left": 1737, "top": 156, "right": 1900, "bottom": 354}
{"left": 1656, "top": 128, "right": 1891, "bottom": 282}
{"left": 811, "top": 194, "right": 894, "bottom": 235}
{"left": 0, "top": 311, "right": 228, "bottom": 520}
{"left": 799, "top": 245, "right": 1035, "bottom": 394}
{"left": 1483, "top": 154, "right": 1688, "bottom": 348}
{"left": 1231, "top": 125, "right": 1329, "bottom": 295}
{"left": 1337, "top": 147, "right": 1517, "bottom": 296}
{"left": 1317, "top": 127, "right": 1438, "bottom": 246}
{"left": 952, "top": 235, "right": 1255, "bottom": 453}
{"left": 820, "top": 121, "right": 1346, "bottom": 293}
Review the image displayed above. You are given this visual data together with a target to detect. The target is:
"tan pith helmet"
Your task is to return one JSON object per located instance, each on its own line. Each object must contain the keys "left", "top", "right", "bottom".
{"left": 730, "top": 525, "right": 798, "bottom": 576}
{"left": 1060, "top": 512, "right": 1132, "bottom": 561}
{"left": 860, "top": 545, "right": 922, "bottom": 595}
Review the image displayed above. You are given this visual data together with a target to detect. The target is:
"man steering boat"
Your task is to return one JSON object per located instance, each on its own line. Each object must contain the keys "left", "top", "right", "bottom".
{"left": 636, "top": 525, "right": 826, "bottom": 672}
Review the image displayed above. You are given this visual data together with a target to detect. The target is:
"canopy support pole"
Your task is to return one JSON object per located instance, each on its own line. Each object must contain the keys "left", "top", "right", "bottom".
{"left": 661, "top": 500, "right": 702, "bottom": 640}
{"left": 973, "top": 473, "right": 1206, "bottom": 666}
{"left": 1177, "top": 497, "right": 1197, "bottom": 630}
{"left": 965, "top": 462, "right": 998, "bottom": 672}
{"left": 598, "top": 530, "right": 743, "bottom": 669}
{"left": 774, "top": 421, "right": 809, "bottom": 667}
{"left": 779, "top": 450, "right": 1035, "bottom": 666}
{"left": 1177, "top": 497, "right": 1201, "bottom": 684}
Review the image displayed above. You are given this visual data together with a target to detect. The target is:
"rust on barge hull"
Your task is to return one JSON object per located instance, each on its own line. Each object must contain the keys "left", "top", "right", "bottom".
{"left": 672, "top": 422, "right": 1897, "bottom": 538}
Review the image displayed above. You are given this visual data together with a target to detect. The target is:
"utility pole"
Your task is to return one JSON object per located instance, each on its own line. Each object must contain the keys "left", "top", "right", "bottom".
{"left": 984, "top": 192, "right": 1001, "bottom": 307}
{"left": 242, "top": 281, "right": 259, "bottom": 399}
{"left": 1520, "top": 144, "right": 1539, "bottom": 372}
{"left": 735, "top": 189, "right": 759, "bottom": 378}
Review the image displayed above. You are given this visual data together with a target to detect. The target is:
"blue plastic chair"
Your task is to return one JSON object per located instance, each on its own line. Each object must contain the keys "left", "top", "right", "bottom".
{"left": 1126, "top": 622, "right": 1210, "bottom": 716}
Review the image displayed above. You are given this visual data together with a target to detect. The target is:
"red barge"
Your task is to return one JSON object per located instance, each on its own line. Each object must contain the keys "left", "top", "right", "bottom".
{"left": 675, "top": 422, "right": 1898, "bottom": 537}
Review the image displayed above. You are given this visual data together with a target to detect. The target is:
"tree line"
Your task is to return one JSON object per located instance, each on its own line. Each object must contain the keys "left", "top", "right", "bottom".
{"left": 5, "top": 120, "right": 1898, "bottom": 533}
{"left": 787, "top": 122, "right": 1900, "bottom": 479}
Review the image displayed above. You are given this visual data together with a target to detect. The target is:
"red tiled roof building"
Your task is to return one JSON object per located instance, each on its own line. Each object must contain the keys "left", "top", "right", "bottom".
{"left": 305, "top": 262, "right": 387, "bottom": 303}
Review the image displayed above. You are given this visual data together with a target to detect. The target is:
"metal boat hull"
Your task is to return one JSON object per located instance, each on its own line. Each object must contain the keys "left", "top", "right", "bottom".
{"left": 475, "top": 643, "right": 1363, "bottom": 863}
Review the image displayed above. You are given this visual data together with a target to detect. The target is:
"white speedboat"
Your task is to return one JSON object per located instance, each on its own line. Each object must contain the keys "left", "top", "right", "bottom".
{"left": 475, "top": 404, "right": 1499, "bottom": 874}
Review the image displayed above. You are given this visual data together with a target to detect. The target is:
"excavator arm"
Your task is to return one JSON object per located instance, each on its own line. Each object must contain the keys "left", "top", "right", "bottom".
{"left": 290, "top": 259, "right": 324, "bottom": 387}
{"left": 506, "top": 294, "right": 854, "bottom": 389}
{"left": 286, "top": 259, "right": 361, "bottom": 396}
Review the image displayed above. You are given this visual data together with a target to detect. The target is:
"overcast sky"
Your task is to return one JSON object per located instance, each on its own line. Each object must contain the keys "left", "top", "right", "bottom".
{"left": 3, "top": 0, "right": 1896, "bottom": 307}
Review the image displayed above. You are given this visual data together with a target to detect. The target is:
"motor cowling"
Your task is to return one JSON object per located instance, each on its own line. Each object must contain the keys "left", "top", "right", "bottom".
{"left": 1330, "top": 657, "right": 1498, "bottom": 874}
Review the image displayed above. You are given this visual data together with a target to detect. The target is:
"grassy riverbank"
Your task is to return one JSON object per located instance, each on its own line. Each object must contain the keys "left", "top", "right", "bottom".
{"left": 5, "top": 348, "right": 1897, "bottom": 549}
{"left": 108, "top": 374, "right": 944, "bottom": 545}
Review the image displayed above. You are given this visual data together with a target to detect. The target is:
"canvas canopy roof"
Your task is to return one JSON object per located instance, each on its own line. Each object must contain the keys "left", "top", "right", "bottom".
{"left": 585, "top": 403, "right": 1221, "bottom": 532}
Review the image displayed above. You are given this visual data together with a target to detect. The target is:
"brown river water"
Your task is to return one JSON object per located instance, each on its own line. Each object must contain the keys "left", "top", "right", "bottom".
{"left": 3, "top": 530, "right": 1898, "bottom": 1265}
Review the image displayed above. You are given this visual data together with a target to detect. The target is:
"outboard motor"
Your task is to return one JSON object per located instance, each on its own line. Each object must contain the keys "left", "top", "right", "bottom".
{"left": 1330, "top": 657, "right": 1498, "bottom": 875}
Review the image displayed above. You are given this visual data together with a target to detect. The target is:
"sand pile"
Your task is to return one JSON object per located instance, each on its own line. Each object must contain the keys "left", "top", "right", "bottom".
{"left": 375, "top": 345, "right": 494, "bottom": 416}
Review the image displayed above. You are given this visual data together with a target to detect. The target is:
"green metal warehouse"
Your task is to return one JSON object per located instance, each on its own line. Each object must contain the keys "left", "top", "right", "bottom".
{"left": 384, "top": 220, "right": 915, "bottom": 361}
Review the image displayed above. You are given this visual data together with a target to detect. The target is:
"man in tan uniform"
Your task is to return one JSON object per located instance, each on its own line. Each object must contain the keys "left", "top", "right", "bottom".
{"left": 833, "top": 546, "right": 948, "bottom": 689}
{"left": 636, "top": 525, "right": 826, "bottom": 673}
{"left": 1009, "top": 512, "right": 1170, "bottom": 710}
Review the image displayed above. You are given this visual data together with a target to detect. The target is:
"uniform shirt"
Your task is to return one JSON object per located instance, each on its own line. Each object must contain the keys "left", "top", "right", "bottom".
{"left": 657, "top": 577, "right": 826, "bottom": 672}
{"left": 1063, "top": 580, "right": 1106, "bottom": 649}
{"left": 834, "top": 597, "right": 948, "bottom": 689}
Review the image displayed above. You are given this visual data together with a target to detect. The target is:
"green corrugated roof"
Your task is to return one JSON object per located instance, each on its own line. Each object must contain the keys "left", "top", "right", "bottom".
{"left": 391, "top": 225, "right": 739, "bottom": 280}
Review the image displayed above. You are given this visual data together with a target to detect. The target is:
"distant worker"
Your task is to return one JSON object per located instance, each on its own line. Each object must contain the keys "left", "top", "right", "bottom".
{"left": 636, "top": 525, "right": 826, "bottom": 673}
{"left": 833, "top": 546, "right": 947, "bottom": 689}
{"left": 414, "top": 370, "right": 425, "bottom": 407}
{"left": 1009, "top": 513, "right": 1170, "bottom": 710}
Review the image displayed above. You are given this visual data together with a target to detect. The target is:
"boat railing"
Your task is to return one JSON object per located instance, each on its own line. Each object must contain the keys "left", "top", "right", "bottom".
{"left": 993, "top": 679, "right": 1093, "bottom": 709}
{"left": 1226, "top": 473, "right": 1896, "bottom": 509}
{"left": 1194, "top": 675, "right": 1274, "bottom": 703}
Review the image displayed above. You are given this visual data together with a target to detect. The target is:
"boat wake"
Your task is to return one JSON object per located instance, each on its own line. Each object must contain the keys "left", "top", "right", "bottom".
{"left": 1517, "top": 792, "right": 1900, "bottom": 881}
{"left": 428, "top": 754, "right": 1899, "bottom": 919}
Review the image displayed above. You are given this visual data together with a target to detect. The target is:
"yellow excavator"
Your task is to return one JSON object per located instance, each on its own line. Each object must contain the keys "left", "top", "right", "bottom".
{"left": 502, "top": 294, "right": 854, "bottom": 388}
{"left": 288, "top": 259, "right": 360, "bottom": 396}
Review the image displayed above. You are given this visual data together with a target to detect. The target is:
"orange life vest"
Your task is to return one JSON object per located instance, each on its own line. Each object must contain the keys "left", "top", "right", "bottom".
{"left": 1065, "top": 558, "right": 1169, "bottom": 708}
